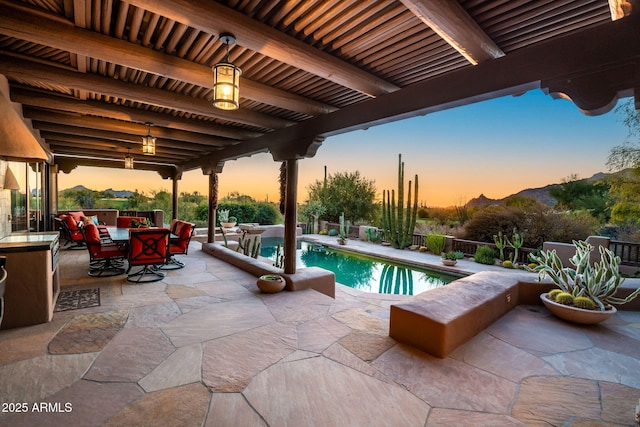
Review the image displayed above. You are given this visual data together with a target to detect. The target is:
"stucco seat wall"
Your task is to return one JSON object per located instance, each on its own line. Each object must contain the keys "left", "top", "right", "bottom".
{"left": 201, "top": 242, "right": 335, "bottom": 298}
{"left": 389, "top": 271, "right": 640, "bottom": 358}
{"left": 389, "top": 272, "right": 555, "bottom": 358}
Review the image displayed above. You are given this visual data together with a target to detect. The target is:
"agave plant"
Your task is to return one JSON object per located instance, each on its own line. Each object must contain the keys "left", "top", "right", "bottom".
{"left": 528, "top": 240, "right": 640, "bottom": 311}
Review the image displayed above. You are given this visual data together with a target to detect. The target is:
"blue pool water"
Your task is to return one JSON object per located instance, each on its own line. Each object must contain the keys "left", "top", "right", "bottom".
{"left": 260, "top": 238, "right": 463, "bottom": 296}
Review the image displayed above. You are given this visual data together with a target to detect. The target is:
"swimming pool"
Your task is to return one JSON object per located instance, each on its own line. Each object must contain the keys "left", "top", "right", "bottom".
{"left": 260, "top": 238, "right": 463, "bottom": 296}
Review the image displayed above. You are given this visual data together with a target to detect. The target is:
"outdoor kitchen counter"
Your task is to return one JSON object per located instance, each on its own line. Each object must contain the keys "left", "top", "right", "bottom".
{"left": 0, "top": 233, "right": 60, "bottom": 329}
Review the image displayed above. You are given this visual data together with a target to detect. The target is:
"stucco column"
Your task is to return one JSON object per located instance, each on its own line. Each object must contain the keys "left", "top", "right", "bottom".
{"left": 284, "top": 158, "right": 298, "bottom": 274}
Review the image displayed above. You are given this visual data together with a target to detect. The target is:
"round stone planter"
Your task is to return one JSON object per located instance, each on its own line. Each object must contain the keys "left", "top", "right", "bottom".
{"left": 257, "top": 274, "right": 286, "bottom": 293}
{"left": 441, "top": 259, "right": 457, "bottom": 267}
{"left": 220, "top": 222, "right": 236, "bottom": 229}
{"left": 540, "top": 293, "right": 617, "bottom": 325}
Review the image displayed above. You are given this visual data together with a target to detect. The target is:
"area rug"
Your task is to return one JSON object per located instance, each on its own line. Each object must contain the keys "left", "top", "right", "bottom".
{"left": 54, "top": 288, "right": 101, "bottom": 312}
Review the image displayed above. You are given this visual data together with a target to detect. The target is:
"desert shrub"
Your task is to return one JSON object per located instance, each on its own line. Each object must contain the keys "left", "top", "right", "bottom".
{"left": 425, "top": 232, "right": 446, "bottom": 254}
{"left": 462, "top": 204, "right": 599, "bottom": 248}
{"left": 474, "top": 246, "right": 496, "bottom": 265}
{"left": 462, "top": 206, "right": 527, "bottom": 244}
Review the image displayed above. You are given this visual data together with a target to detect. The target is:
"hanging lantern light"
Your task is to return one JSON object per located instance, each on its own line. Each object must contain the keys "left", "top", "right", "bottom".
{"left": 142, "top": 123, "right": 156, "bottom": 155}
{"left": 212, "top": 33, "right": 241, "bottom": 110}
{"left": 124, "top": 149, "right": 134, "bottom": 169}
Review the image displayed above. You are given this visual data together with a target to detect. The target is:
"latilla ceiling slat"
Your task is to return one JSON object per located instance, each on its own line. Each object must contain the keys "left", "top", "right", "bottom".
{"left": 127, "top": 6, "right": 145, "bottom": 43}
{"left": 141, "top": 13, "right": 161, "bottom": 47}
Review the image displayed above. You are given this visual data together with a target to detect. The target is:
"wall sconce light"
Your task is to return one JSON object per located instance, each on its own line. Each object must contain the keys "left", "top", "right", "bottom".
{"left": 124, "top": 149, "right": 134, "bottom": 169}
{"left": 142, "top": 123, "right": 156, "bottom": 155}
{"left": 212, "top": 33, "right": 241, "bottom": 111}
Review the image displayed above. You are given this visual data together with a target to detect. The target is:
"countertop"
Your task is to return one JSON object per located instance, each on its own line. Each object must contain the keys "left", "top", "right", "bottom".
{"left": 0, "top": 232, "right": 60, "bottom": 252}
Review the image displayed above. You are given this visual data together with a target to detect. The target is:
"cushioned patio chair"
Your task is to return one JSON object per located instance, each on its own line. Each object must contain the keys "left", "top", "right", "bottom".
{"left": 117, "top": 216, "right": 150, "bottom": 228}
{"left": 161, "top": 220, "right": 195, "bottom": 270}
{"left": 126, "top": 228, "right": 170, "bottom": 283}
{"left": 82, "top": 223, "right": 127, "bottom": 277}
{"left": 58, "top": 214, "right": 86, "bottom": 249}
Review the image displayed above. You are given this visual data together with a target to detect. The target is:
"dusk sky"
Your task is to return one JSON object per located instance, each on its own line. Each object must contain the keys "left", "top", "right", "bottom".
{"left": 58, "top": 89, "right": 629, "bottom": 207}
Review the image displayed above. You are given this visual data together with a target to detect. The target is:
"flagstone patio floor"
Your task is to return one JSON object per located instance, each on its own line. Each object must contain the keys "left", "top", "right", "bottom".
{"left": 1, "top": 240, "right": 639, "bottom": 426}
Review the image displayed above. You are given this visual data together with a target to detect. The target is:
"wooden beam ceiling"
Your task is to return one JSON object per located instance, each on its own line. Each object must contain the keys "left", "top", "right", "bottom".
{"left": 22, "top": 109, "right": 234, "bottom": 147}
{"left": 399, "top": 0, "right": 505, "bottom": 65}
{"left": 0, "top": 55, "right": 291, "bottom": 130}
{"left": 186, "top": 11, "right": 640, "bottom": 169}
{"left": 0, "top": 0, "right": 336, "bottom": 116}
{"left": 125, "top": 0, "right": 400, "bottom": 97}
{"left": 9, "top": 88, "right": 262, "bottom": 140}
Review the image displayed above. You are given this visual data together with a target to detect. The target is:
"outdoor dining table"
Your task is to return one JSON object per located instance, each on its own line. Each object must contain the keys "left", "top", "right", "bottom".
{"left": 106, "top": 227, "right": 178, "bottom": 244}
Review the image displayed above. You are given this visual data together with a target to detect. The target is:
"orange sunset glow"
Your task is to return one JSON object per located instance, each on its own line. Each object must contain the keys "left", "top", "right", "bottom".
{"left": 58, "top": 91, "right": 628, "bottom": 208}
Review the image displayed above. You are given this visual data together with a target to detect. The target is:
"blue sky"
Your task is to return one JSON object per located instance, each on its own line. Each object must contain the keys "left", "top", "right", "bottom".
{"left": 60, "top": 89, "right": 629, "bottom": 207}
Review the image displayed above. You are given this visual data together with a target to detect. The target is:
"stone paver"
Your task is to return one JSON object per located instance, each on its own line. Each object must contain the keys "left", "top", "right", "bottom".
{"left": 162, "top": 297, "right": 275, "bottom": 347}
{"left": 202, "top": 322, "right": 297, "bottom": 391}
{"left": 511, "top": 376, "right": 601, "bottom": 426}
{"left": 84, "top": 327, "right": 174, "bottom": 382}
{"left": 0, "top": 241, "right": 638, "bottom": 426}
{"left": 205, "top": 393, "right": 267, "bottom": 427}
{"left": 0, "top": 380, "right": 142, "bottom": 427}
{"left": 103, "top": 383, "right": 210, "bottom": 427}
{"left": 47, "top": 310, "right": 128, "bottom": 354}
{"left": 373, "top": 344, "right": 517, "bottom": 413}
{"left": 243, "top": 356, "right": 430, "bottom": 427}
{"left": 0, "top": 353, "right": 97, "bottom": 403}
{"left": 139, "top": 343, "right": 202, "bottom": 392}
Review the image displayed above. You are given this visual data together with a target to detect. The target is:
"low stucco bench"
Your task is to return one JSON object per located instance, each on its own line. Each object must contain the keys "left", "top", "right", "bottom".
{"left": 389, "top": 272, "right": 555, "bottom": 358}
{"left": 201, "top": 242, "right": 335, "bottom": 298}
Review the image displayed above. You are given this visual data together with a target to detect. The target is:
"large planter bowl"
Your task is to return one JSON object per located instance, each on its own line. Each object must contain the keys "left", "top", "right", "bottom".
{"left": 220, "top": 222, "right": 237, "bottom": 229}
{"left": 540, "top": 293, "right": 617, "bottom": 325}
{"left": 257, "top": 274, "right": 286, "bottom": 293}
{"left": 441, "top": 259, "right": 457, "bottom": 266}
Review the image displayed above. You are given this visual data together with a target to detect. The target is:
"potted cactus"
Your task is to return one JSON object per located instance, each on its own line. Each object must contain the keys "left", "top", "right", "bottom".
{"left": 528, "top": 240, "right": 640, "bottom": 324}
{"left": 218, "top": 209, "right": 237, "bottom": 228}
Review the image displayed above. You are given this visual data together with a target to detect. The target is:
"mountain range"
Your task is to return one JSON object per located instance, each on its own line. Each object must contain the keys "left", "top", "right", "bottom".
{"left": 61, "top": 185, "right": 134, "bottom": 198}
{"left": 466, "top": 171, "right": 617, "bottom": 208}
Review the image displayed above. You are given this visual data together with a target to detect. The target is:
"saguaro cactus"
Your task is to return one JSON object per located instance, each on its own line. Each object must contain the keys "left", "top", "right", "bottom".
{"left": 382, "top": 154, "right": 418, "bottom": 249}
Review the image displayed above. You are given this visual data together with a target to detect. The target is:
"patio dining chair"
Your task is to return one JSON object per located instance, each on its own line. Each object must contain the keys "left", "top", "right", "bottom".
{"left": 161, "top": 220, "right": 195, "bottom": 270}
{"left": 57, "top": 214, "right": 86, "bottom": 249}
{"left": 126, "top": 228, "right": 170, "bottom": 283}
{"left": 82, "top": 222, "right": 127, "bottom": 277}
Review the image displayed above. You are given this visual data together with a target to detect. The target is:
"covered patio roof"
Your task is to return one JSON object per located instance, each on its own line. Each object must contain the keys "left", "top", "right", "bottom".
{"left": 1, "top": 0, "right": 638, "bottom": 178}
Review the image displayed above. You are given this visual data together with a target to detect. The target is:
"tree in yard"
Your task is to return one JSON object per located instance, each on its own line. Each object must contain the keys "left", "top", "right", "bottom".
{"left": 549, "top": 174, "right": 610, "bottom": 223}
{"left": 606, "top": 99, "right": 640, "bottom": 230}
{"left": 307, "top": 171, "right": 377, "bottom": 223}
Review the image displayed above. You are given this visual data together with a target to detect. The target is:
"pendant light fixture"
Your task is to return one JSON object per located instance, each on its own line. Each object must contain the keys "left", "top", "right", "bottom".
{"left": 212, "top": 33, "right": 241, "bottom": 110}
{"left": 142, "top": 123, "right": 156, "bottom": 155}
{"left": 124, "top": 149, "right": 134, "bottom": 169}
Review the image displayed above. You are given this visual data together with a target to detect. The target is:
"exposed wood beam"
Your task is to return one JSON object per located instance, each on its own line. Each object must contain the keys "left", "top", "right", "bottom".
{"left": 33, "top": 123, "right": 223, "bottom": 152}
{"left": 55, "top": 155, "right": 176, "bottom": 177}
{"left": 126, "top": 0, "right": 399, "bottom": 97}
{"left": 0, "top": 55, "right": 292, "bottom": 130}
{"left": 10, "top": 88, "right": 262, "bottom": 140}
{"left": 184, "top": 11, "right": 640, "bottom": 169}
{"left": 399, "top": 0, "right": 504, "bottom": 65}
{"left": 0, "top": 0, "right": 335, "bottom": 116}
{"left": 608, "top": 0, "right": 633, "bottom": 20}
{"left": 23, "top": 109, "right": 235, "bottom": 147}
{"left": 41, "top": 133, "right": 204, "bottom": 158}
{"left": 49, "top": 142, "right": 192, "bottom": 164}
